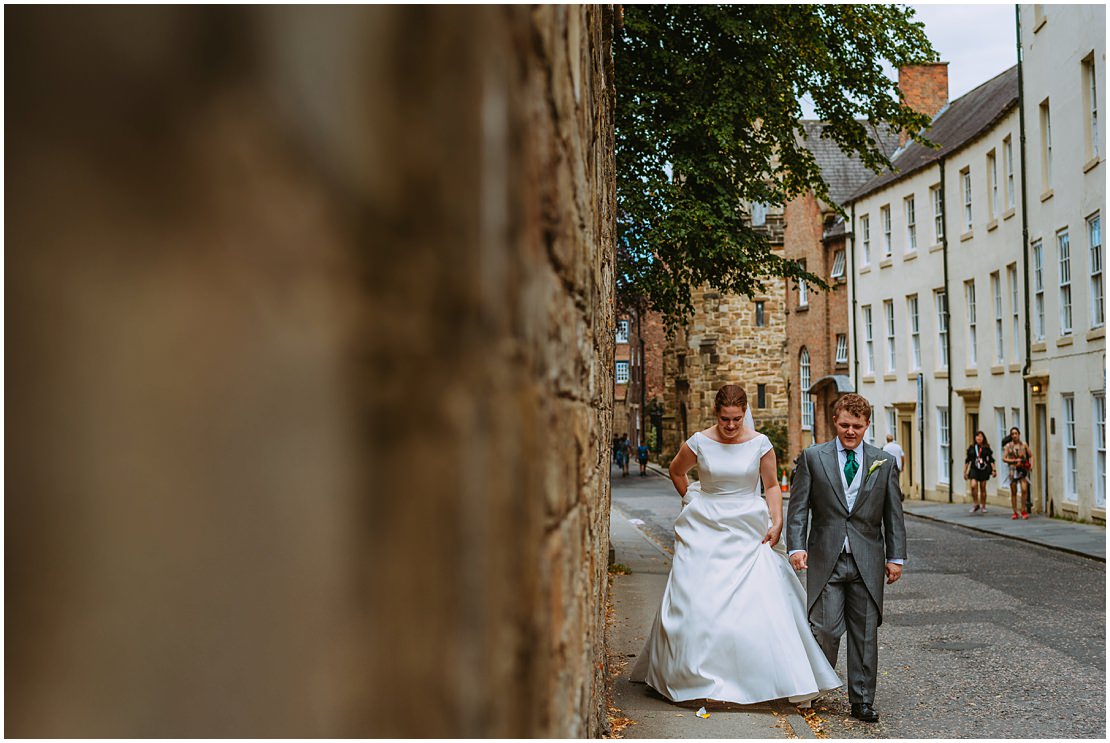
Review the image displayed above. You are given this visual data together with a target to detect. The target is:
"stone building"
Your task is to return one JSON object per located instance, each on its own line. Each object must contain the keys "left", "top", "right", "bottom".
{"left": 661, "top": 211, "right": 790, "bottom": 462}
{"left": 783, "top": 121, "right": 901, "bottom": 470}
{"left": 7, "top": 5, "right": 617, "bottom": 737}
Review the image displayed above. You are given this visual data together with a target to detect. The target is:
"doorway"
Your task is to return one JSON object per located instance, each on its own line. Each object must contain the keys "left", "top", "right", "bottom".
{"left": 901, "top": 418, "right": 915, "bottom": 498}
{"left": 1035, "top": 402, "right": 1048, "bottom": 514}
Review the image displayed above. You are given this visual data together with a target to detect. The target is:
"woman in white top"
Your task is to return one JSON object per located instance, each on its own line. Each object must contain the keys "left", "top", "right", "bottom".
{"left": 630, "top": 383, "right": 842, "bottom": 705}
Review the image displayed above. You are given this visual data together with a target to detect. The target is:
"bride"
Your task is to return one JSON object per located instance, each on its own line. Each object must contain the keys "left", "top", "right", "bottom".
{"left": 630, "top": 383, "right": 842, "bottom": 705}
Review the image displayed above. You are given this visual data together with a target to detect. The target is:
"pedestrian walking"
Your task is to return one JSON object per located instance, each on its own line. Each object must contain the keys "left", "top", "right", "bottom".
{"left": 637, "top": 442, "right": 650, "bottom": 476}
{"left": 619, "top": 434, "right": 632, "bottom": 477}
{"left": 882, "top": 434, "right": 904, "bottom": 473}
{"left": 963, "top": 431, "right": 997, "bottom": 513}
{"left": 1002, "top": 427, "right": 1033, "bottom": 519}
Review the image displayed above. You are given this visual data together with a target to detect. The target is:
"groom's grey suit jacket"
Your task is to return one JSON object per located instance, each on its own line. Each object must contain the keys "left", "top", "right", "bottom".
{"left": 786, "top": 440, "right": 907, "bottom": 625}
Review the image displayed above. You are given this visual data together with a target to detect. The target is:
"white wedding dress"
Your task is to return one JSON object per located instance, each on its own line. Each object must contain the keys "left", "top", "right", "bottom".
{"left": 629, "top": 430, "right": 843, "bottom": 704}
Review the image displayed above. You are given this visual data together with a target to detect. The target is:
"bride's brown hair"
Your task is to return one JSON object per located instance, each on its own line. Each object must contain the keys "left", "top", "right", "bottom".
{"left": 713, "top": 384, "right": 748, "bottom": 412}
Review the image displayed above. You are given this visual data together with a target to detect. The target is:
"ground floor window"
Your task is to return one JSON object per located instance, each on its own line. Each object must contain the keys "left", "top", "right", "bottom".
{"left": 1063, "top": 395, "right": 1077, "bottom": 502}
{"left": 1094, "top": 393, "right": 1105, "bottom": 509}
{"left": 937, "top": 407, "right": 950, "bottom": 483}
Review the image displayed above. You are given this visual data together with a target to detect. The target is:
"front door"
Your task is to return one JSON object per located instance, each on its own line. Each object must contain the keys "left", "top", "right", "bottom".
{"left": 1035, "top": 402, "right": 1048, "bottom": 514}
{"left": 901, "top": 418, "right": 916, "bottom": 498}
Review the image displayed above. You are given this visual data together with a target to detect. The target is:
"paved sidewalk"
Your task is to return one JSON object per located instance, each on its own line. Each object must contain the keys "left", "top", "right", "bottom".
{"left": 607, "top": 504, "right": 815, "bottom": 739}
{"left": 899, "top": 499, "right": 1106, "bottom": 560}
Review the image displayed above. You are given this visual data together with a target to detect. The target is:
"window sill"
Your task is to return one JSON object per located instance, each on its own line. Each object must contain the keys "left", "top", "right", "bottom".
{"left": 991, "top": 364, "right": 1006, "bottom": 375}
{"left": 1084, "top": 156, "right": 1101, "bottom": 174}
{"left": 929, "top": 242, "right": 944, "bottom": 253}
{"left": 835, "top": 360, "right": 849, "bottom": 369}
{"left": 880, "top": 257, "right": 893, "bottom": 268}
{"left": 1002, "top": 207, "right": 1016, "bottom": 221}
{"left": 936, "top": 369, "right": 949, "bottom": 379}
{"left": 795, "top": 304, "right": 809, "bottom": 313}
{"left": 1040, "top": 189, "right": 1054, "bottom": 203}
{"left": 1031, "top": 340, "right": 1047, "bottom": 353}
{"left": 1087, "top": 326, "right": 1105, "bottom": 341}
{"left": 860, "top": 265, "right": 872, "bottom": 275}
{"left": 904, "top": 250, "right": 918, "bottom": 262}
{"left": 986, "top": 218, "right": 999, "bottom": 232}
{"left": 965, "top": 367, "right": 978, "bottom": 377}
{"left": 883, "top": 373, "right": 898, "bottom": 382}
{"left": 1056, "top": 334, "right": 1074, "bottom": 347}
{"left": 1009, "top": 363, "right": 1023, "bottom": 373}
{"left": 960, "top": 230, "right": 974, "bottom": 242}
{"left": 862, "top": 374, "right": 876, "bottom": 384}
{"left": 907, "top": 371, "right": 922, "bottom": 381}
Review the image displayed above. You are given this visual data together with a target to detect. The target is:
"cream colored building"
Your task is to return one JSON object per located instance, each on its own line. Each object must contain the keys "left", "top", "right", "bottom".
{"left": 1019, "top": 4, "right": 1106, "bottom": 522}
{"left": 847, "top": 67, "right": 1026, "bottom": 504}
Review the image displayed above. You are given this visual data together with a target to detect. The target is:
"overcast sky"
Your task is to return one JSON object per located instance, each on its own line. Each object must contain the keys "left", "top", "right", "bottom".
{"left": 799, "top": 3, "right": 1017, "bottom": 118}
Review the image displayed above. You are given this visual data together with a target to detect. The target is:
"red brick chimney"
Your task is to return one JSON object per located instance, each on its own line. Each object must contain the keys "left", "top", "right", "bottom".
{"left": 898, "top": 62, "right": 949, "bottom": 145}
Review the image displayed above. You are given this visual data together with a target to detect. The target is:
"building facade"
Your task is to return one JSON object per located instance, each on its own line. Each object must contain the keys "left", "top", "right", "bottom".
{"left": 614, "top": 308, "right": 666, "bottom": 455}
{"left": 784, "top": 121, "right": 900, "bottom": 471}
{"left": 661, "top": 212, "right": 790, "bottom": 463}
{"left": 848, "top": 65, "right": 1025, "bottom": 504}
{"left": 1019, "top": 3, "right": 1106, "bottom": 521}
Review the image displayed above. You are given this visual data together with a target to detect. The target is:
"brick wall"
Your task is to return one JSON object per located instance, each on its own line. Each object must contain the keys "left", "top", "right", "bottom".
{"left": 898, "top": 63, "right": 949, "bottom": 144}
{"left": 6, "top": 5, "right": 615, "bottom": 737}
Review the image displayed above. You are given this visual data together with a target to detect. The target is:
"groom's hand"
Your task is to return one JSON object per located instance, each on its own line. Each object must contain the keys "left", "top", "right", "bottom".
{"left": 789, "top": 551, "right": 808, "bottom": 571}
{"left": 885, "top": 562, "right": 903, "bottom": 584}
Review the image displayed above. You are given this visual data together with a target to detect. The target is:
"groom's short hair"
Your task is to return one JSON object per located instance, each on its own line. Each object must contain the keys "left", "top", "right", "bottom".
{"left": 833, "top": 393, "right": 872, "bottom": 422}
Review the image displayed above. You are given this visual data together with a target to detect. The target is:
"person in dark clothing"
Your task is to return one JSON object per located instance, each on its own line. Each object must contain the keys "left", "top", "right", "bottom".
{"left": 963, "top": 431, "right": 997, "bottom": 513}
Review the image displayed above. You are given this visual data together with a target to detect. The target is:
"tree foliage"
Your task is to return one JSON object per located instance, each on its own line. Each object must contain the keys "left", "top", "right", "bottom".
{"left": 615, "top": 5, "right": 937, "bottom": 330}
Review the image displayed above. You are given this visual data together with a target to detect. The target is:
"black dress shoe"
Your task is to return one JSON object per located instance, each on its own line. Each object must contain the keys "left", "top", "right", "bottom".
{"left": 850, "top": 703, "right": 879, "bottom": 722}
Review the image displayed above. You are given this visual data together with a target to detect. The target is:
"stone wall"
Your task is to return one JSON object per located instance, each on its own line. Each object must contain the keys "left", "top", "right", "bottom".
{"left": 6, "top": 5, "right": 615, "bottom": 738}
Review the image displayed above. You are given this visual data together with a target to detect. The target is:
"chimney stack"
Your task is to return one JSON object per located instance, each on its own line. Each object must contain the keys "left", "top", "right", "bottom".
{"left": 898, "top": 62, "right": 949, "bottom": 145}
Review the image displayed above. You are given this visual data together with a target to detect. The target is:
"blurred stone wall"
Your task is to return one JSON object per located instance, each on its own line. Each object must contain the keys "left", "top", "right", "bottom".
{"left": 6, "top": 5, "right": 615, "bottom": 737}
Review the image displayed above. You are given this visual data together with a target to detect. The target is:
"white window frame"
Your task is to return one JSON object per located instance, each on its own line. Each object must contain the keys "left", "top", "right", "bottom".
{"left": 863, "top": 305, "right": 875, "bottom": 375}
{"left": 961, "top": 169, "right": 973, "bottom": 232}
{"left": 936, "top": 289, "right": 949, "bottom": 370}
{"left": 1095, "top": 393, "right": 1106, "bottom": 508}
{"left": 1041, "top": 99, "right": 1053, "bottom": 189}
{"left": 616, "top": 320, "right": 630, "bottom": 344}
{"left": 931, "top": 185, "right": 944, "bottom": 243}
{"left": 1008, "top": 265, "right": 1021, "bottom": 362}
{"left": 800, "top": 347, "right": 813, "bottom": 430}
{"left": 965, "top": 280, "right": 977, "bottom": 367}
{"left": 835, "top": 333, "right": 848, "bottom": 364}
{"left": 1004, "top": 136, "right": 1016, "bottom": 210}
{"left": 991, "top": 272, "right": 1004, "bottom": 364}
{"left": 908, "top": 295, "right": 921, "bottom": 370}
{"left": 905, "top": 195, "right": 917, "bottom": 252}
{"left": 1058, "top": 229, "right": 1072, "bottom": 335}
{"left": 1012, "top": 407, "right": 1022, "bottom": 436}
{"left": 1033, "top": 240, "right": 1045, "bottom": 341}
{"left": 860, "top": 214, "right": 871, "bottom": 266}
{"left": 1063, "top": 394, "right": 1077, "bottom": 501}
{"left": 1089, "top": 213, "right": 1104, "bottom": 328}
{"left": 881, "top": 205, "right": 892, "bottom": 257}
{"left": 886, "top": 407, "right": 897, "bottom": 440}
{"left": 884, "top": 300, "right": 896, "bottom": 372}
{"left": 1085, "top": 54, "right": 1099, "bottom": 160}
{"left": 988, "top": 150, "right": 999, "bottom": 219}
{"left": 798, "top": 277, "right": 809, "bottom": 307}
{"left": 615, "top": 360, "right": 630, "bottom": 384}
{"left": 938, "top": 407, "right": 951, "bottom": 484}
{"left": 831, "top": 249, "right": 846, "bottom": 279}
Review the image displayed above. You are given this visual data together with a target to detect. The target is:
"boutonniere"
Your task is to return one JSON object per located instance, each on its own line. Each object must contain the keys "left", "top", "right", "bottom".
{"left": 866, "top": 460, "right": 887, "bottom": 479}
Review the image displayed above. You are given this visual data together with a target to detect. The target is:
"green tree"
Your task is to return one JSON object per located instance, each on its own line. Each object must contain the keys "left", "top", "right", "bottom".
{"left": 616, "top": 5, "right": 937, "bottom": 330}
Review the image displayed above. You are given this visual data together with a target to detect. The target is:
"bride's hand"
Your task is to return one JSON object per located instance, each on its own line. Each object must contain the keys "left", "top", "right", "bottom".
{"left": 762, "top": 521, "right": 782, "bottom": 547}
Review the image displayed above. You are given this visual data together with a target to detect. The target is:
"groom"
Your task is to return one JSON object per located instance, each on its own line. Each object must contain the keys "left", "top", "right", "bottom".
{"left": 787, "top": 393, "right": 906, "bottom": 723}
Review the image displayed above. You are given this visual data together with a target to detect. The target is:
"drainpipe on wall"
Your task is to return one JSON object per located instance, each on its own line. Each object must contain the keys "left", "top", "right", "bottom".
{"left": 940, "top": 155, "right": 953, "bottom": 502}
{"left": 850, "top": 202, "right": 859, "bottom": 392}
{"left": 1016, "top": 4, "right": 1035, "bottom": 513}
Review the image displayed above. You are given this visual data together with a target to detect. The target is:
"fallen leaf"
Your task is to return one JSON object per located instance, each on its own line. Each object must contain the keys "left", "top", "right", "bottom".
{"left": 696, "top": 706, "right": 710, "bottom": 719}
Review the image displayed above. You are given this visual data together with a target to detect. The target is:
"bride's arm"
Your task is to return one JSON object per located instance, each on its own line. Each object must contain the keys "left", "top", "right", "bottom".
{"left": 759, "top": 449, "right": 783, "bottom": 546}
{"left": 669, "top": 443, "right": 697, "bottom": 498}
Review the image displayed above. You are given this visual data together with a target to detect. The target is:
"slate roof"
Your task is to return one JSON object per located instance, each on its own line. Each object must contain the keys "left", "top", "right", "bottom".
{"left": 847, "top": 65, "right": 1019, "bottom": 203}
{"left": 795, "top": 120, "right": 901, "bottom": 209}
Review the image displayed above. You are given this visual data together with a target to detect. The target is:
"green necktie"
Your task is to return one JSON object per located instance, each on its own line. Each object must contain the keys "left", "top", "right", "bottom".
{"left": 844, "top": 449, "right": 859, "bottom": 484}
